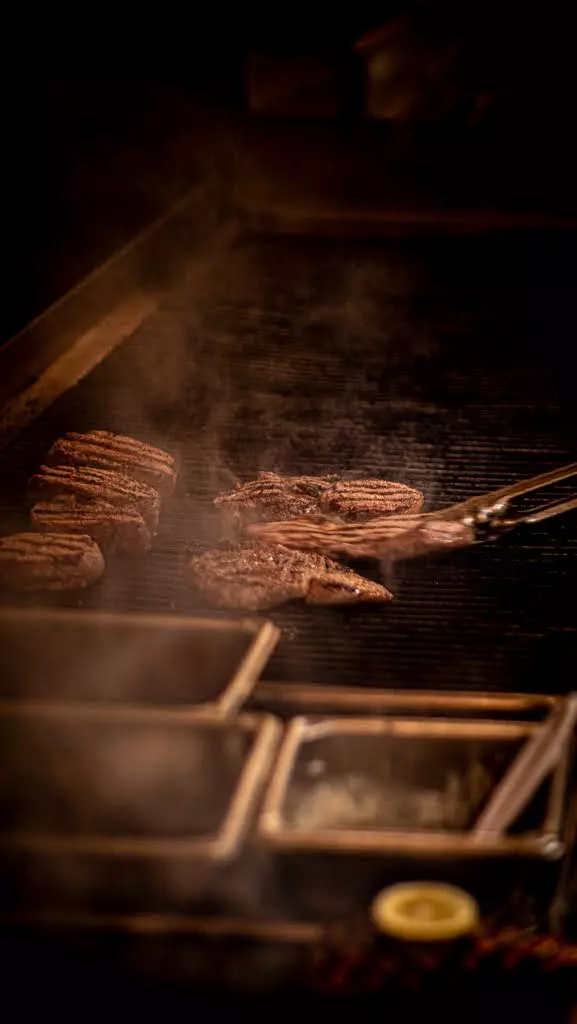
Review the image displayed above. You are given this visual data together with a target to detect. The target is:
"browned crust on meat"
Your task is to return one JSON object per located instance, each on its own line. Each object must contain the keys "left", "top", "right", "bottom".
{"left": 47, "top": 431, "right": 177, "bottom": 497}
{"left": 214, "top": 471, "right": 423, "bottom": 527}
{"left": 188, "top": 543, "right": 309, "bottom": 610}
{"left": 214, "top": 472, "right": 331, "bottom": 525}
{"left": 31, "top": 495, "right": 151, "bottom": 556}
{"left": 29, "top": 465, "right": 161, "bottom": 532}
{"left": 305, "top": 568, "right": 392, "bottom": 604}
{"left": 321, "top": 479, "right": 424, "bottom": 519}
{"left": 187, "top": 543, "right": 392, "bottom": 610}
{"left": 249, "top": 513, "right": 474, "bottom": 560}
{"left": 0, "top": 533, "right": 105, "bottom": 590}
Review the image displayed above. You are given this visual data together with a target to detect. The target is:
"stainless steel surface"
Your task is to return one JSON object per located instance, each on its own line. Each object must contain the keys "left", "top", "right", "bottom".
{"left": 0, "top": 909, "right": 324, "bottom": 943}
{"left": 0, "top": 704, "right": 281, "bottom": 861}
{"left": 453, "top": 461, "right": 577, "bottom": 535}
{"left": 524, "top": 495, "right": 577, "bottom": 525}
{"left": 402, "top": 461, "right": 577, "bottom": 543}
{"left": 0, "top": 608, "right": 279, "bottom": 715}
{"left": 474, "top": 693, "right": 577, "bottom": 838}
{"left": 252, "top": 683, "right": 557, "bottom": 720}
{"left": 260, "top": 715, "right": 570, "bottom": 858}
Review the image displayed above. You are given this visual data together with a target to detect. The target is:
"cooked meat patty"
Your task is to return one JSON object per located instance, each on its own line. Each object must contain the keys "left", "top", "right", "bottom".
{"left": 187, "top": 543, "right": 392, "bottom": 610}
{"left": 29, "top": 465, "right": 161, "bottom": 533}
{"left": 377, "top": 518, "right": 475, "bottom": 560}
{"left": 47, "top": 431, "right": 177, "bottom": 497}
{"left": 321, "top": 479, "right": 424, "bottom": 519}
{"left": 31, "top": 495, "right": 151, "bottom": 556}
{"left": 0, "top": 533, "right": 105, "bottom": 590}
{"left": 249, "top": 513, "right": 474, "bottom": 560}
{"left": 215, "top": 472, "right": 423, "bottom": 531}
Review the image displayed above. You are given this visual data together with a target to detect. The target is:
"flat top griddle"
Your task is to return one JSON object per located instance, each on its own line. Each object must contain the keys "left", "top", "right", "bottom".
{"left": 1, "top": 232, "right": 576, "bottom": 694}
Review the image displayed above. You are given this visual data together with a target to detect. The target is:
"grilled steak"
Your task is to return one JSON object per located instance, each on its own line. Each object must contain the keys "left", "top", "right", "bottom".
{"left": 187, "top": 543, "right": 392, "bottom": 610}
{"left": 47, "top": 431, "right": 177, "bottom": 497}
{"left": 0, "top": 533, "right": 104, "bottom": 590}
{"left": 215, "top": 473, "right": 333, "bottom": 527}
{"left": 377, "top": 518, "right": 475, "bottom": 560}
{"left": 30, "top": 465, "right": 161, "bottom": 533}
{"left": 321, "top": 478, "right": 424, "bottom": 519}
{"left": 249, "top": 514, "right": 474, "bottom": 560}
{"left": 31, "top": 495, "right": 151, "bottom": 556}
{"left": 305, "top": 567, "right": 393, "bottom": 605}
{"left": 215, "top": 472, "right": 423, "bottom": 531}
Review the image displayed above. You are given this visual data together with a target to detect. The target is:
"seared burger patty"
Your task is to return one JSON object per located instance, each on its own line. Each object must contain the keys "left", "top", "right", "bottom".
{"left": 0, "top": 532, "right": 105, "bottom": 590}
{"left": 31, "top": 495, "right": 152, "bottom": 556}
{"left": 188, "top": 543, "right": 392, "bottom": 611}
{"left": 47, "top": 431, "right": 177, "bottom": 497}
{"left": 30, "top": 465, "right": 161, "bottom": 533}
{"left": 215, "top": 471, "right": 423, "bottom": 531}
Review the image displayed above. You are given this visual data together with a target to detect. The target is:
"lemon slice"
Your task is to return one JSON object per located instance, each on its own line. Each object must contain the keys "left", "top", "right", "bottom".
{"left": 370, "top": 882, "right": 480, "bottom": 942}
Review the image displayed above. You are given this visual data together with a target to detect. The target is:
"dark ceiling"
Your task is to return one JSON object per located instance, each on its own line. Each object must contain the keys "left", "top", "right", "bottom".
{"left": 2, "top": 1, "right": 576, "bottom": 343}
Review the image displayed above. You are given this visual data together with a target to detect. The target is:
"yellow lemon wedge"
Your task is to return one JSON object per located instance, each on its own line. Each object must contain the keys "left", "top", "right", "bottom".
{"left": 370, "top": 882, "right": 480, "bottom": 942}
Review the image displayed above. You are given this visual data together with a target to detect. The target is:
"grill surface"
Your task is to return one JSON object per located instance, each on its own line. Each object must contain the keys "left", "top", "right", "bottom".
{"left": 1, "top": 232, "right": 576, "bottom": 693}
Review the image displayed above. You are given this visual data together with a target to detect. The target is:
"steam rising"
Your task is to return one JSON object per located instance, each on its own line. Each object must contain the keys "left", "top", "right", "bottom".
{"left": 1, "top": 707, "right": 257, "bottom": 912}
{"left": 1, "top": 135, "right": 448, "bottom": 919}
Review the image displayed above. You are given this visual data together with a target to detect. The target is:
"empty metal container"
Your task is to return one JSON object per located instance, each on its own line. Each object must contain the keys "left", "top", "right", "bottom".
{"left": 250, "top": 682, "right": 557, "bottom": 722}
{"left": 0, "top": 608, "right": 279, "bottom": 713}
{"left": 0, "top": 703, "right": 281, "bottom": 914}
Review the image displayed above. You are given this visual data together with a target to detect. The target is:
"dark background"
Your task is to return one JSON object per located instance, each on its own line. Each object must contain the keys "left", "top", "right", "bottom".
{"left": 2, "top": 6, "right": 577, "bottom": 1006}
{"left": 3, "top": 1, "right": 577, "bottom": 342}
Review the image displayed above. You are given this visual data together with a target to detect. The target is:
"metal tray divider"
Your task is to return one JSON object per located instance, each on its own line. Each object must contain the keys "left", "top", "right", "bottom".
{"left": 0, "top": 703, "right": 282, "bottom": 862}
{"left": 259, "top": 714, "right": 570, "bottom": 859}
{"left": 0, "top": 608, "right": 279, "bottom": 716}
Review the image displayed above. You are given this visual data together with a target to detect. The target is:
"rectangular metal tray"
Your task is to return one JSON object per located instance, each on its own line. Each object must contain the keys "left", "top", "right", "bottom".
{"left": 0, "top": 703, "right": 281, "bottom": 858}
{"left": 0, "top": 703, "right": 281, "bottom": 913}
{"left": 259, "top": 715, "right": 570, "bottom": 859}
{"left": 0, "top": 608, "right": 279, "bottom": 714}
{"left": 251, "top": 683, "right": 557, "bottom": 722}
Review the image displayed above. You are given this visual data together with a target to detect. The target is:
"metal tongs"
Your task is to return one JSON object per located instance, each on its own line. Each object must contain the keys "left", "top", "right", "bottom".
{"left": 473, "top": 692, "right": 577, "bottom": 842}
{"left": 445, "top": 460, "right": 577, "bottom": 543}
{"left": 248, "top": 461, "right": 577, "bottom": 560}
